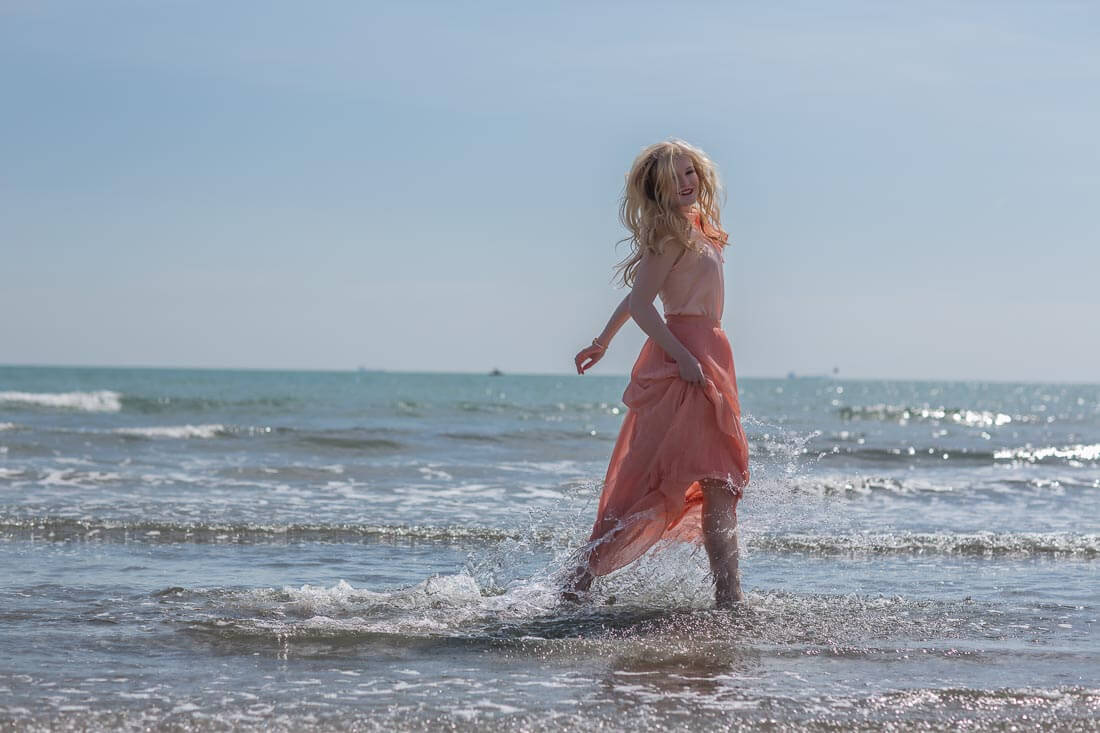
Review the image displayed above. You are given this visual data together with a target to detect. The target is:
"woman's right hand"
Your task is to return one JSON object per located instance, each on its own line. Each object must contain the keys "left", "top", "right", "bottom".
{"left": 677, "top": 356, "right": 705, "bottom": 385}
{"left": 574, "top": 344, "right": 606, "bottom": 375}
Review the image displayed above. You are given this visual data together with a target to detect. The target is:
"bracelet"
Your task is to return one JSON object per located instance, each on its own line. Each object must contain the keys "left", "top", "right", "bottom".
{"left": 591, "top": 338, "right": 607, "bottom": 351}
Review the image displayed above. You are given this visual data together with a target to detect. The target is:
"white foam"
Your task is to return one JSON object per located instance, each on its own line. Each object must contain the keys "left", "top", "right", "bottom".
{"left": 279, "top": 579, "right": 389, "bottom": 615}
{"left": 0, "top": 422, "right": 17, "bottom": 431}
{"left": 113, "top": 424, "right": 226, "bottom": 439}
{"left": 418, "top": 466, "right": 454, "bottom": 481}
{"left": 783, "top": 474, "right": 956, "bottom": 496}
{"left": 40, "top": 469, "right": 124, "bottom": 487}
{"left": 0, "top": 390, "right": 122, "bottom": 412}
{"left": 220, "top": 573, "right": 563, "bottom": 638}
{"left": 497, "top": 460, "right": 586, "bottom": 476}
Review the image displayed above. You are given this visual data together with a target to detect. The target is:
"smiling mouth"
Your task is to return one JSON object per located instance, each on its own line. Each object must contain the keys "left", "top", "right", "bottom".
{"left": 680, "top": 188, "right": 694, "bottom": 196}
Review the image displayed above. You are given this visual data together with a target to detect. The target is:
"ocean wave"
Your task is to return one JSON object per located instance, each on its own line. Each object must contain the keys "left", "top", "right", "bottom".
{"left": 785, "top": 475, "right": 959, "bottom": 495}
{"left": 119, "top": 394, "right": 299, "bottom": 414}
{"left": 10, "top": 423, "right": 405, "bottom": 449}
{"left": 6, "top": 517, "right": 1098, "bottom": 558}
{"left": 181, "top": 575, "right": 547, "bottom": 642}
{"left": 751, "top": 531, "right": 1100, "bottom": 557}
{"left": 0, "top": 389, "right": 122, "bottom": 412}
{"left": 296, "top": 430, "right": 404, "bottom": 451}
{"left": 0, "top": 518, "right": 526, "bottom": 544}
{"left": 113, "top": 424, "right": 231, "bottom": 440}
{"left": 0, "top": 422, "right": 17, "bottom": 431}
{"left": 811, "top": 441, "right": 1100, "bottom": 467}
{"left": 838, "top": 404, "right": 1031, "bottom": 427}
{"left": 38, "top": 469, "right": 126, "bottom": 487}
{"left": 442, "top": 431, "right": 506, "bottom": 443}
{"left": 812, "top": 444, "right": 995, "bottom": 465}
{"left": 785, "top": 473, "right": 1097, "bottom": 496}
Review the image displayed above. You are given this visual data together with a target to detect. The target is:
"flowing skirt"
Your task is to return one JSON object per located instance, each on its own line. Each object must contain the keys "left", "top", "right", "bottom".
{"left": 584, "top": 314, "right": 750, "bottom": 577}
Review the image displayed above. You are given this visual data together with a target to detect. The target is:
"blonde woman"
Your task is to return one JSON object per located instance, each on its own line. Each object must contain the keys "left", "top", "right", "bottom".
{"left": 567, "top": 140, "right": 750, "bottom": 607}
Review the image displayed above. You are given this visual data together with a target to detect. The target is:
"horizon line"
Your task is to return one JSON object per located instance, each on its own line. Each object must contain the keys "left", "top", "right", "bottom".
{"left": 0, "top": 362, "right": 1096, "bottom": 387}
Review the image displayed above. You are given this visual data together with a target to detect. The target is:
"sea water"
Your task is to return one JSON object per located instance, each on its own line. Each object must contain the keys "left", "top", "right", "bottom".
{"left": 0, "top": 366, "right": 1097, "bottom": 730}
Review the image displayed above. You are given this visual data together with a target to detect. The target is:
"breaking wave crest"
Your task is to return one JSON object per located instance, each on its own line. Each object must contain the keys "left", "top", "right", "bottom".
{"left": 6, "top": 518, "right": 1097, "bottom": 557}
{"left": 0, "top": 389, "right": 122, "bottom": 412}
{"left": 113, "top": 424, "right": 231, "bottom": 439}
{"left": 810, "top": 443, "right": 1100, "bottom": 467}
{"left": 751, "top": 531, "right": 1100, "bottom": 557}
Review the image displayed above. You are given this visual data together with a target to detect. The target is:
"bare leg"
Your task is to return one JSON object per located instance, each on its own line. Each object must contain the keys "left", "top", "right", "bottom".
{"left": 701, "top": 478, "right": 743, "bottom": 608}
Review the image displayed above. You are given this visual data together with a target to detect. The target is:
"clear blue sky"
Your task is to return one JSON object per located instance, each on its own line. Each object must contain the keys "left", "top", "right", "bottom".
{"left": 2, "top": 1, "right": 1098, "bottom": 381}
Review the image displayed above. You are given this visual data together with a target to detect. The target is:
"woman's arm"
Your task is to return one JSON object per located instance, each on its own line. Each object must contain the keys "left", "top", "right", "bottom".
{"left": 575, "top": 294, "right": 630, "bottom": 374}
{"left": 628, "top": 246, "right": 705, "bottom": 384}
{"left": 597, "top": 293, "right": 631, "bottom": 348}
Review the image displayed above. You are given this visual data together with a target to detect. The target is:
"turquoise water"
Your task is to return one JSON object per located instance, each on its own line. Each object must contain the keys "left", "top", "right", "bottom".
{"left": 1, "top": 366, "right": 1098, "bottom": 730}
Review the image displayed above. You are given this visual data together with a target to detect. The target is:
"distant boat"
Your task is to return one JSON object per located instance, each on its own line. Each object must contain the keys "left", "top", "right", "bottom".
{"left": 489, "top": 368, "right": 504, "bottom": 377}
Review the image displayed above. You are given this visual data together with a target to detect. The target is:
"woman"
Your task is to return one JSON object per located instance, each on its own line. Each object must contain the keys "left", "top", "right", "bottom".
{"left": 566, "top": 139, "right": 750, "bottom": 607}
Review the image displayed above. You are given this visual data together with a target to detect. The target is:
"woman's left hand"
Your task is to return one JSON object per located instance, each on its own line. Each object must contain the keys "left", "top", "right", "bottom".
{"left": 574, "top": 344, "right": 606, "bottom": 374}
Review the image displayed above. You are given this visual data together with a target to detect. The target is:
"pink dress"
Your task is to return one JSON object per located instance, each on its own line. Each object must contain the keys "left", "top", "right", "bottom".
{"left": 584, "top": 219, "right": 750, "bottom": 577}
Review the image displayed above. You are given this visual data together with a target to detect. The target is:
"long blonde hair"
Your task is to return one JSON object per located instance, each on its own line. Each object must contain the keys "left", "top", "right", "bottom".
{"left": 614, "top": 139, "right": 728, "bottom": 287}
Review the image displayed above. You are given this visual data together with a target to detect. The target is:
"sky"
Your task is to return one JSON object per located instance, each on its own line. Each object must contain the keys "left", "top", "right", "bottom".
{"left": 2, "top": 1, "right": 1098, "bottom": 382}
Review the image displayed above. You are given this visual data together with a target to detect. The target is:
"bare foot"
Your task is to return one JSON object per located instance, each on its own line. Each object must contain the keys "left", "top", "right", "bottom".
{"left": 560, "top": 565, "right": 593, "bottom": 603}
{"left": 715, "top": 585, "right": 745, "bottom": 609}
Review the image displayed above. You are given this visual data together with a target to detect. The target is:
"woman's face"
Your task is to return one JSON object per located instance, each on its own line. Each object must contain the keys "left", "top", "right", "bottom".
{"left": 672, "top": 153, "right": 699, "bottom": 210}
